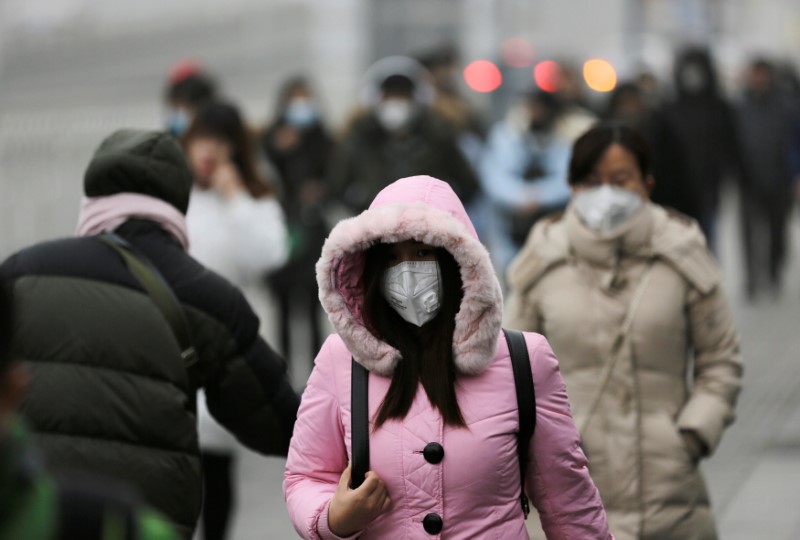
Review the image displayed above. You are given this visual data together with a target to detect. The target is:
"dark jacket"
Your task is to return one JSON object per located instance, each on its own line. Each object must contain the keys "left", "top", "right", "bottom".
{"left": 737, "top": 89, "right": 797, "bottom": 199}
{"left": 328, "top": 109, "right": 479, "bottom": 213}
{"left": 262, "top": 121, "right": 333, "bottom": 220}
{"left": 1, "top": 131, "right": 299, "bottom": 538}
{"left": 650, "top": 49, "right": 746, "bottom": 224}
{"left": 262, "top": 120, "right": 333, "bottom": 288}
{"left": 2, "top": 220, "right": 298, "bottom": 538}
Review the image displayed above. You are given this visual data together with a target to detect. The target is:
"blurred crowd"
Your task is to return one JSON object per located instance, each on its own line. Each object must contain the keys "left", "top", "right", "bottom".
{"left": 165, "top": 46, "right": 800, "bottom": 311}
{"left": 157, "top": 49, "right": 793, "bottom": 535}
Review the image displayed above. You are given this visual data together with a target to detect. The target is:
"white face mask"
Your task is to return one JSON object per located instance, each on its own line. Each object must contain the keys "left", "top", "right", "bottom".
{"left": 376, "top": 100, "right": 413, "bottom": 131}
{"left": 382, "top": 260, "right": 442, "bottom": 327}
{"left": 573, "top": 184, "right": 643, "bottom": 233}
{"left": 285, "top": 99, "right": 318, "bottom": 128}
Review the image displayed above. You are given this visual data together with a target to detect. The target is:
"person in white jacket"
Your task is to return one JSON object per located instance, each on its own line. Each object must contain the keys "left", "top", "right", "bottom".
{"left": 182, "top": 101, "right": 288, "bottom": 540}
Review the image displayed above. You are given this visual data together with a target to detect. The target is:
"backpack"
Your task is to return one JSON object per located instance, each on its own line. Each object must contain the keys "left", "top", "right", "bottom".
{"left": 350, "top": 328, "right": 536, "bottom": 518}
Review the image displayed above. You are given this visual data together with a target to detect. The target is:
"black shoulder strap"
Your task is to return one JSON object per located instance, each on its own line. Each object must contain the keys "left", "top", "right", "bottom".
{"left": 503, "top": 328, "right": 536, "bottom": 518}
{"left": 350, "top": 358, "right": 369, "bottom": 490}
{"left": 349, "top": 333, "right": 536, "bottom": 520}
{"left": 97, "top": 233, "right": 197, "bottom": 367}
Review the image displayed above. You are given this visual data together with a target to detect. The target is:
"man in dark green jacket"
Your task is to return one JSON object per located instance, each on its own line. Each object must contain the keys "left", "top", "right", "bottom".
{"left": 1, "top": 130, "right": 299, "bottom": 538}
{"left": 0, "top": 279, "right": 177, "bottom": 540}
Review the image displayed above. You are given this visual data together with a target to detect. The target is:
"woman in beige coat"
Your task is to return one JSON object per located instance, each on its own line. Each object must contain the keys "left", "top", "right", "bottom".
{"left": 505, "top": 123, "right": 742, "bottom": 540}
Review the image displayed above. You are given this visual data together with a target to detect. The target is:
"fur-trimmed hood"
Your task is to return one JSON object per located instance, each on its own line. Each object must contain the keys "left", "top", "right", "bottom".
{"left": 317, "top": 175, "right": 503, "bottom": 376}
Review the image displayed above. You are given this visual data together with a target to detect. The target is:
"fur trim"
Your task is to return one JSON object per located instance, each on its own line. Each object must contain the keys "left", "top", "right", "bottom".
{"left": 317, "top": 201, "right": 503, "bottom": 376}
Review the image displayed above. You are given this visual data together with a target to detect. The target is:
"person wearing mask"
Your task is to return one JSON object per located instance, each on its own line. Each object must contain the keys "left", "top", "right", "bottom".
{"left": 1, "top": 130, "right": 299, "bottom": 539}
{"left": 328, "top": 56, "right": 480, "bottom": 214}
{"left": 605, "top": 82, "right": 653, "bottom": 137}
{"left": 480, "top": 90, "right": 572, "bottom": 270}
{"left": 284, "top": 175, "right": 611, "bottom": 539}
{"left": 262, "top": 77, "right": 334, "bottom": 366}
{"left": 182, "top": 102, "right": 288, "bottom": 540}
{"left": 417, "top": 45, "right": 487, "bottom": 169}
{"left": 164, "top": 60, "right": 218, "bottom": 138}
{"left": 505, "top": 124, "right": 742, "bottom": 539}
{"left": 650, "top": 47, "right": 747, "bottom": 249}
{"left": 737, "top": 58, "right": 798, "bottom": 301}
{"left": 0, "top": 281, "right": 178, "bottom": 540}
{"left": 552, "top": 63, "right": 599, "bottom": 142}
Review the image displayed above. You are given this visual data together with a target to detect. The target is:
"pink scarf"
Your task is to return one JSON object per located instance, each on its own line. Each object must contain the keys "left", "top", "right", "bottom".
{"left": 76, "top": 193, "right": 190, "bottom": 250}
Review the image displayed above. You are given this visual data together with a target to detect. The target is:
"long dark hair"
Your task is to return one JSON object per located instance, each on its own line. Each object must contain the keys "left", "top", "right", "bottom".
{"left": 183, "top": 101, "right": 273, "bottom": 198}
{"left": 362, "top": 243, "right": 466, "bottom": 428}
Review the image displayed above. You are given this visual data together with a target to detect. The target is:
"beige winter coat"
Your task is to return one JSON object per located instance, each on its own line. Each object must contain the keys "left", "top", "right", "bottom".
{"left": 505, "top": 202, "right": 742, "bottom": 540}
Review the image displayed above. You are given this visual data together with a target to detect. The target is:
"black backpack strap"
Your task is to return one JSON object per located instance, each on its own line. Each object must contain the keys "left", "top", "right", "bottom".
{"left": 97, "top": 233, "right": 198, "bottom": 367}
{"left": 503, "top": 328, "right": 536, "bottom": 518}
{"left": 56, "top": 476, "right": 139, "bottom": 540}
{"left": 350, "top": 357, "right": 370, "bottom": 490}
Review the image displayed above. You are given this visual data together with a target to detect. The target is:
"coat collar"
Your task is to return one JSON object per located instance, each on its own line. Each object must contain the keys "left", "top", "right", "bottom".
{"left": 565, "top": 201, "right": 655, "bottom": 268}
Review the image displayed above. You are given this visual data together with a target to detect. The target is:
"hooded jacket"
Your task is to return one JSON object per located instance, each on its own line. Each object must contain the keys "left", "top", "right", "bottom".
{"left": 1, "top": 130, "right": 299, "bottom": 539}
{"left": 284, "top": 176, "right": 610, "bottom": 539}
{"left": 505, "top": 203, "right": 743, "bottom": 539}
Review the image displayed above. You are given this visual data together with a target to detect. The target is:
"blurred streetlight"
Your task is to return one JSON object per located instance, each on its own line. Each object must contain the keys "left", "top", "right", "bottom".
{"left": 464, "top": 60, "right": 503, "bottom": 93}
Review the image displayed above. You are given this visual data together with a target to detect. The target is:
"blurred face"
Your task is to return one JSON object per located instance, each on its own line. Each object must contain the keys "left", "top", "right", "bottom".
{"left": 528, "top": 101, "right": 554, "bottom": 133}
{"left": 572, "top": 143, "right": 653, "bottom": 199}
{"left": 165, "top": 103, "right": 195, "bottom": 137}
{"left": 186, "top": 135, "right": 233, "bottom": 188}
{"left": 376, "top": 94, "right": 415, "bottom": 131}
{"left": 616, "top": 91, "right": 645, "bottom": 118}
{"left": 288, "top": 85, "right": 312, "bottom": 101}
{"left": 748, "top": 65, "right": 773, "bottom": 95}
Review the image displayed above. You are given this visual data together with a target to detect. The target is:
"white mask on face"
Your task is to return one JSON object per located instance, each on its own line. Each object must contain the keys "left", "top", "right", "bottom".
{"left": 382, "top": 260, "right": 442, "bottom": 327}
{"left": 285, "top": 99, "right": 318, "bottom": 128}
{"left": 573, "top": 184, "right": 643, "bottom": 233}
{"left": 376, "top": 100, "right": 413, "bottom": 131}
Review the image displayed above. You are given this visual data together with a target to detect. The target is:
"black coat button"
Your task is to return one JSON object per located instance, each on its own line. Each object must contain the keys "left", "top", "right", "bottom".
{"left": 422, "top": 442, "right": 444, "bottom": 464}
{"left": 422, "top": 513, "right": 443, "bottom": 534}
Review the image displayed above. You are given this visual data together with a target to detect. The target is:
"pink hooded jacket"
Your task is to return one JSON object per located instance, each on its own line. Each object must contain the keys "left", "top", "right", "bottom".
{"left": 284, "top": 176, "right": 611, "bottom": 539}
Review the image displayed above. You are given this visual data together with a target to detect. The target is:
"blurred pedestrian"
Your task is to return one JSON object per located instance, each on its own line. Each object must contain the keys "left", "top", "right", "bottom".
{"left": 0, "top": 280, "right": 178, "bottom": 540}
{"left": 650, "top": 47, "right": 747, "bottom": 250}
{"left": 418, "top": 44, "right": 487, "bottom": 168}
{"left": 261, "top": 77, "right": 333, "bottom": 366}
{"left": 328, "top": 56, "right": 480, "bottom": 214}
{"left": 182, "top": 102, "right": 288, "bottom": 540}
{"left": 0, "top": 130, "right": 299, "bottom": 539}
{"left": 284, "top": 175, "right": 611, "bottom": 539}
{"left": 553, "top": 63, "right": 599, "bottom": 142}
{"left": 480, "top": 90, "right": 572, "bottom": 269}
{"left": 605, "top": 81, "right": 653, "bottom": 136}
{"left": 736, "top": 58, "right": 798, "bottom": 300}
{"left": 418, "top": 45, "right": 491, "bottom": 240}
{"left": 164, "top": 60, "right": 218, "bottom": 138}
{"left": 505, "top": 124, "right": 742, "bottom": 540}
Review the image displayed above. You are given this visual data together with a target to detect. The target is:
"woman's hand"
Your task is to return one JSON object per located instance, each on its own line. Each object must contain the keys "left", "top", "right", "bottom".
{"left": 327, "top": 465, "right": 391, "bottom": 537}
{"left": 211, "top": 161, "right": 247, "bottom": 199}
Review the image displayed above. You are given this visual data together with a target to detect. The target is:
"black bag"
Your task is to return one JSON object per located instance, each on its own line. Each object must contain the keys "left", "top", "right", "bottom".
{"left": 350, "top": 328, "right": 536, "bottom": 517}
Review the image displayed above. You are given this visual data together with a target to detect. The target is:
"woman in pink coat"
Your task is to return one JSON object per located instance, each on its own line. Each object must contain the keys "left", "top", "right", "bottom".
{"left": 284, "top": 175, "right": 611, "bottom": 539}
